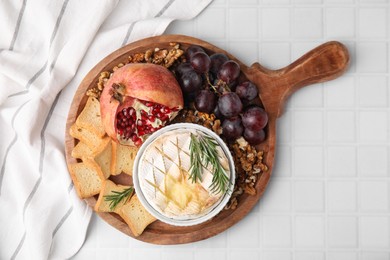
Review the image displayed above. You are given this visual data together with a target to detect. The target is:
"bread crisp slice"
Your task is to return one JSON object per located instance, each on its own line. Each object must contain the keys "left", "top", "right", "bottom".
{"left": 93, "top": 139, "right": 112, "bottom": 179}
{"left": 111, "top": 142, "right": 139, "bottom": 176}
{"left": 68, "top": 159, "right": 104, "bottom": 199}
{"left": 69, "top": 124, "right": 107, "bottom": 151}
{"left": 118, "top": 194, "right": 156, "bottom": 237}
{"left": 94, "top": 180, "right": 133, "bottom": 213}
{"left": 71, "top": 141, "right": 94, "bottom": 160}
{"left": 76, "top": 97, "right": 106, "bottom": 137}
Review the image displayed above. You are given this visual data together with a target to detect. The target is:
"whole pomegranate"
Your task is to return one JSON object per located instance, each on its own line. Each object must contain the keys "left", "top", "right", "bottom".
{"left": 100, "top": 63, "right": 183, "bottom": 146}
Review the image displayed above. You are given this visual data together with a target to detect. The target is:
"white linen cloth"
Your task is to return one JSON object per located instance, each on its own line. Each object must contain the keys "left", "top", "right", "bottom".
{"left": 0, "top": 0, "right": 212, "bottom": 259}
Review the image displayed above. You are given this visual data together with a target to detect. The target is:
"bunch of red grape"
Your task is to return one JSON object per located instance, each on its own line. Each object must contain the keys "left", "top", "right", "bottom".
{"left": 174, "top": 45, "right": 268, "bottom": 145}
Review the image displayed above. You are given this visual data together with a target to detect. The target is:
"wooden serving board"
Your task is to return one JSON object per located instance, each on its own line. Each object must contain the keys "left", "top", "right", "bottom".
{"left": 65, "top": 35, "right": 349, "bottom": 244}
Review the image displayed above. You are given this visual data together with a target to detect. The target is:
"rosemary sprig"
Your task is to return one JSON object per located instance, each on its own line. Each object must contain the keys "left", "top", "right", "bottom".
{"left": 104, "top": 186, "right": 134, "bottom": 210}
{"left": 189, "top": 132, "right": 230, "bottom": 194}
{"left": 189, "top": 133, "right": 204, "bottom": 184}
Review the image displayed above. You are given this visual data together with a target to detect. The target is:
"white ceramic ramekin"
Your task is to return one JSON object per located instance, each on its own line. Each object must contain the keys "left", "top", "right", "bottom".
{"left": 132, "top": 123, "right": 235, "bottom": 226}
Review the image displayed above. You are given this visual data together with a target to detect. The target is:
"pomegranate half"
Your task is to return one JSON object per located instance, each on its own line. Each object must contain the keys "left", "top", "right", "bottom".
{"left": 100, "top": 63, "right": 184, "bottom": 146}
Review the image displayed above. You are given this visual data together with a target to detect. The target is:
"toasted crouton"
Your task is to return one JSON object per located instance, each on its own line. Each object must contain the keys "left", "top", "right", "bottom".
{"left": 111, "top": 142, "right": 138, "bottom": 176}
{"left": 118, "top": 195, "right": 156, "bottom": 237}
{"left": 69, "top": 124, "right": 107, "bottom": 151}
{"left": 93, "top": 139, "right": 112, "bottom": 179}
{"left": 68, "top": 159, "right": 104, "bottom": 199}
{"left": 71, "top": 141, "right": 94, "bottom": 160}
{"left": 94, "top": 180, "right": 133, "bottom": 213}
{"left": 76, "top": 97, "right": 106, "bottom": 137}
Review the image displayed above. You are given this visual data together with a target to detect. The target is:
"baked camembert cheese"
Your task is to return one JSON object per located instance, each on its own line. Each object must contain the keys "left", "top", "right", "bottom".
{"left": 137, "top": 129, "right": 230, "bottom": 220}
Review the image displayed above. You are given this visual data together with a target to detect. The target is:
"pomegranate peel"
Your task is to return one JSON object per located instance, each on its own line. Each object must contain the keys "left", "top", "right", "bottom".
{"left": 100, "top": 63, "right": 183, "bottom": 146}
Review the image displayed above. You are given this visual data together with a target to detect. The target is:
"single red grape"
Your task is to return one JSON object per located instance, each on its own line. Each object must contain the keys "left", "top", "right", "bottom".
{"left": 218, "top": 92, "right": 243, "bottom": 118}
{"left": 190, "top": 52, "right": 211, "bottom": 73}
{"left": 175, "top": 63, "right": 193, "bottom": 77}
{"left": 242, "top": 106, "right": 268, "bottom": 130}
{"left": 236, "top": 81, "right": 258, "bottom": 101}
{"left": 195, "top": 89, "right": 217, "bottom": 113}
{"left": 243, "top": 128, "right": 266, "bottom": 145}
{"left": 222, "top": 117, "right": 244, "bottom": 140}
{"left": 218, "top": 60, "right": 240, "bottom": 83}
{"left": 179, "top": 70, "right": 202, "bottom": 93}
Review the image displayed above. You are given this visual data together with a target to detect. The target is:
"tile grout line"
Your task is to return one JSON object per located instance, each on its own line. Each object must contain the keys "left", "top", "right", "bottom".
{"left": 287, "top": 6, "right": 296, "bottom": 253}
{"left": 323, "top": 2, "right": 328, "bottom": 256}
{"left": 323, "top": 6, "right": 328, "bottom": 257}
{"left": 354, "top": 1, "right": 362, "bottom": 256}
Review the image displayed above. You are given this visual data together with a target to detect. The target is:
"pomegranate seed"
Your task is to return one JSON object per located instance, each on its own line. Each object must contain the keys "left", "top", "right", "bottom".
{"left": 145, "top": 102, "right": 154, "bottom": 107}
{"left": 152, "top": 107, "right": 161, "bottom": 115}
{"left": 148, "top": 115, "right": 155, "bottom": 122}
{"left": 138, "top": 130, "right": 145, "bottom": 136}
{"left": 162, "top": 107, "right": 171, "bottom": 113}
{"left": 129, "top": 108, "right": 135, "bottom": 116}
{"left": 137, "top": 120, "right": 146, "bottom": 126}
{"left": 122, "top": 109, "right": 128, "bottom": 117}
{"left": 134, "top": 138, "right": 142, "bottom": 146}
{"left": 131, "top": 134, "right": 138, "bottom": 142}
{"left": 150, "top": 127, "right": 156, "bottom": 133}
{"left": 160, "top": 115, "right": 168, "bottom": 121}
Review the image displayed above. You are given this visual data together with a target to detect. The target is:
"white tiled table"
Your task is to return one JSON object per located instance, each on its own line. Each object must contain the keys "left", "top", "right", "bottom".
{"left": 73, "top": 0, "right": 390, "bottom": 259}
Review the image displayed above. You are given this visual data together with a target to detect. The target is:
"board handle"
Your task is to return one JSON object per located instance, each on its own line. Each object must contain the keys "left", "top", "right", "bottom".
{"left": 248, "top": 41, "right": 350, "bottom": 117}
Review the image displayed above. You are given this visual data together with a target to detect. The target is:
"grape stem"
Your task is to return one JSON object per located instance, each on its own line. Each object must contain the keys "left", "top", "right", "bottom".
{"left": 205, "top": 73, "right": 231, "bottom": 95}
{"left": 204, "top": 73, "right": 220, "bottom": 94}
{"left": 221, "top": 81, "right": 232, "bottom": 93}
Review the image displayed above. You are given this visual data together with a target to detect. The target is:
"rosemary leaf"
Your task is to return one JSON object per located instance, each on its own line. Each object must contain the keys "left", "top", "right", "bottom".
{"left": 104, "top": 186, "right": 134, "bottom": 211}
{"left": 189, "top": 133, "right": 203, "bottom": 183}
